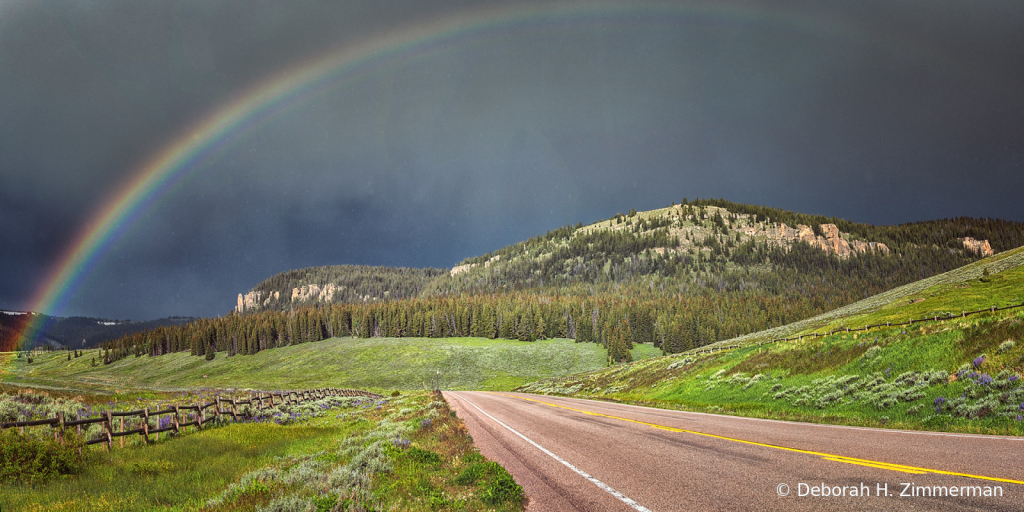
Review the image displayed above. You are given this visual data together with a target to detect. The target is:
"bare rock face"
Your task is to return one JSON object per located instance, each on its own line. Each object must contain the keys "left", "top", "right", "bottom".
{"left": 850, "top": 240, "right": 891, "bottom": 256}
{"left": 291, "top": 283, "right": 340, "bottom": 303}
{"left": 773, "top": 223, "right": 801, "bottom": 240}
{"left": 819, "top": 224, "right": 852, "bottom": 257}
{"left": 236, "top": 291, "right": 262, "bottom": 313}
{"left": 764, "top": 222, "right": 887, "bottom": 258}
{"left": 961, "top": 237, "right": 994, "bottom": 257}
{"left": 450, "top": 263, "right": 476, "bottom": 276}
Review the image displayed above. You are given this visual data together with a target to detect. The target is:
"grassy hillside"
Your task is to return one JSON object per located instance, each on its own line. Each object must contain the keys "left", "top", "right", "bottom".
{"left": 3, "top": 337, "right": 661, "bottom": 393}
{"left": 518, "top": 247, "right": 1024, "bottom": 435}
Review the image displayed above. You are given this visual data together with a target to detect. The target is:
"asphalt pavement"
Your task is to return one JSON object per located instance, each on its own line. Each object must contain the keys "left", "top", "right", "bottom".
{"left": 445, "top": 391, "right": 1024, "bottom": 511}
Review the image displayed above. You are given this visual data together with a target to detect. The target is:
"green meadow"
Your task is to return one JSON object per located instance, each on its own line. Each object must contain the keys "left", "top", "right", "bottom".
{"left": 0, "top": 392, "right": 524, "bottom": 512}
{"left": 3, "top": 337, "right": 662, "bottom": 393}
{"left": 520, "top": 249, "right": 1024, "bottom": 435}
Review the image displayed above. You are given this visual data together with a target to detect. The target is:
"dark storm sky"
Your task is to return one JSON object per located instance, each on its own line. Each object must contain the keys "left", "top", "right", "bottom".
{"left": 1, "top": 0, "right": 1022, "bottom": 320}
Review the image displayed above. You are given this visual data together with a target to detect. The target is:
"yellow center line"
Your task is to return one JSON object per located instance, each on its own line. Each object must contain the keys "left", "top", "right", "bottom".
{"left": 494, "top": 393, "right": 1024, "bottom": 486}
{"left": 820, "top": 458, "right": 928, "bottom": 474}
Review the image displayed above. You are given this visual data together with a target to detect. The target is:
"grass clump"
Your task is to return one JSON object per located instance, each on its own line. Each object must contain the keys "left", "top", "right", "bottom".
{"left": 454, "top": 456, "right": 524, "bottom": 505}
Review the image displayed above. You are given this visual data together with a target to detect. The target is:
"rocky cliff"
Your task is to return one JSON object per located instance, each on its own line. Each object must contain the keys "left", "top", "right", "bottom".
{"left": 961, "top": 237, "right": 994, "bottom": 257}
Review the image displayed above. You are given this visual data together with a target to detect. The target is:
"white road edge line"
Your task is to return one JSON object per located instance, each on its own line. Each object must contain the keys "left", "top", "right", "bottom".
{"left": 455, "top": 392, "right": 653, "bottom": 512}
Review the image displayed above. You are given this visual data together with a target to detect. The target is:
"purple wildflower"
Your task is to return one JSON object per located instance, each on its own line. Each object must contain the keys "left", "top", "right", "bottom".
{"left": 421, "top": 418, "right": 432, "bottom": 428}
{"left": 973, "top": 355, "right": 985, "bottom": 368}
{"left": 934, "top": 396, "right": 946, "bottom": 413}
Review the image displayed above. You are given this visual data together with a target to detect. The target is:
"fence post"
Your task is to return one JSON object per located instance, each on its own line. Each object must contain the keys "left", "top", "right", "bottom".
{"left": 231, "top": 399, "right": 238, "bottom": 421}
{"left": 216, "top": 397, "right": 222, "bottom": 417}
{"left": 120, "top": 416, "right": 125, "bottom": 449}
{"left": 142, "top": 408, "right": 150, "bottom": 444}
{"left": 54, "top": 411, "right": 64, "bottom": 444}
{"left": 105, "top": 411, "right": 113, "bottom": 451}
{"left": 173, "top": 405, "right": 180, "bottom": 434}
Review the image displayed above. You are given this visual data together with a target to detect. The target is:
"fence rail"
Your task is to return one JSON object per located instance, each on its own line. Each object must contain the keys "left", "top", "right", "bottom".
{"left": 1, "top": 387, "right": 383, "bottom": 451}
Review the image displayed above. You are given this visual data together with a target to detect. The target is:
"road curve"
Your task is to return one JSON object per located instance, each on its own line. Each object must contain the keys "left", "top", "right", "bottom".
{"left": 444, "top": 391, "right": 1023, "bottom": 511}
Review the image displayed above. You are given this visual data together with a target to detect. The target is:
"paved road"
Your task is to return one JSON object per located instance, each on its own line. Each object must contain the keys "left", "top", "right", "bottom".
{"left": 445, "top": 391, "right": 1024, "bottom": 511}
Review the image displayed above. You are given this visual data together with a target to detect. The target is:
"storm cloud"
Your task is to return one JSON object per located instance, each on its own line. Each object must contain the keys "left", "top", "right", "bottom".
{"left": 1, "top": 0, "right": 1022, "bottom": 319}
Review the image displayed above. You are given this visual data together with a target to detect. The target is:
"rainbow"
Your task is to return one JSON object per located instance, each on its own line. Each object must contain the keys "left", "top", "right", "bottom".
{"left": 9, "top": 2, "right": 891, "bottom": 351}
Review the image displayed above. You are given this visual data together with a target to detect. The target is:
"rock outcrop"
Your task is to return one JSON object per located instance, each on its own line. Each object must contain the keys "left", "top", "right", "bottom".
{"left": 450, "top": 263, "right": 476, "bottom": 276}
{"left": 961, "top": 237, "right": 994, "bottom": 257}
{"left": 237, "top": 291, "right": 260, "bottom": 313}
{"left": 236, "top": 290, "right": 280, "bottom": 312}
{"left": 451, "top": 255, "right": 501, "bottom": 276}
{"left": 291, "top": 283, "right": 339, "bottom": 303}
{"left": 766, "top": 223, "right": 889, "bottom": 258}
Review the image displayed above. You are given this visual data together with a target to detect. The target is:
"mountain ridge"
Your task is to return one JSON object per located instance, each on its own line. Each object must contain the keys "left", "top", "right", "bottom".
{"left": 235, "top": 199, "right": 1018, "bottom": 314}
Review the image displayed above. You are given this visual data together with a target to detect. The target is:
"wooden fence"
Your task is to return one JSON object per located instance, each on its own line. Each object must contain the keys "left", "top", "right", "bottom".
{"left": 0, "top": 387, "right": 383, "bottom": 451}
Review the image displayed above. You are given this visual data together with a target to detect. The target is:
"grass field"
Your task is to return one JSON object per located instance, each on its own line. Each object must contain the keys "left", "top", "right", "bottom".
{"left": 3, "top": 337, "right": 662, "bottom": 393}
{"left": 520, "top": 249, "right": 1024, "bottom": 435}
{"left": 0, "top": 391, "right": 524, "bottom": 512}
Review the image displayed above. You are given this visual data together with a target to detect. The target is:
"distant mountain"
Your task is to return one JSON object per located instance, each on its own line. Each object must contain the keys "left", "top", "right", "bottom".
{"left": 93, "top": 199, "right": 1024, "bottom": 367}
{"left": 0, "top": 311, "right": 62, "bottom": 350}
{"left": 0, "top": 310, "right": 195, "bottom": 350}
{"left": 235, "top": 265, "right": 447, "bottom": 313}
{"left": 236, "top": 198, "right": 1023, "bottom": 314}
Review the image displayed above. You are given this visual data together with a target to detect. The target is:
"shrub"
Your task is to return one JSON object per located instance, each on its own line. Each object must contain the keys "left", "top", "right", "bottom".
{"left": 999, "top": 340, "right": 1016, "bottom": 354}
{"left": 479, "top": 461, "right": 524, "bottom": 505}
{"left": 455, "top": 462, "right": 487, "bottom": 485}
{"left": 0, "top": 429, "right": 86, "bottom": 483}
{"left": 258, "top": 495, "right": 315, "bottom": 512}
{"left": 406, "top": 447, "right": 441, "bottom": 465}
{"left": 973, "top": 355, "right": 986, "bottom": 369}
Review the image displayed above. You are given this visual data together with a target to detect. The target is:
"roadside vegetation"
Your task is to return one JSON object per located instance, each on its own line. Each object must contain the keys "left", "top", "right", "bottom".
{"left": 0, "top": 390, "right": 523, "bottom": 512}
{"left": 519, "top": 250, "right": 1024, "bottom": 436}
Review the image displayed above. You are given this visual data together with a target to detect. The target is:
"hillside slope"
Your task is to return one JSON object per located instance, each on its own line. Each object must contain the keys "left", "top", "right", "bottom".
{"left": 518, "top": 246, "right": 1024, "bottom": 435}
